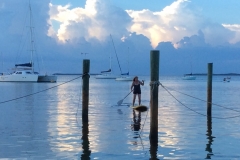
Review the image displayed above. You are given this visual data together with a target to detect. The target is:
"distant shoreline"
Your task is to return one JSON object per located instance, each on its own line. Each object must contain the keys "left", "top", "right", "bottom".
{"left": 184, "top": 73, "right": 240, "bottom": 76}
{"left": 52, "top": 73, "right": 240, "bottom": 76}
{"left": 53, "top": 73, "right": 99, "bottom": 75}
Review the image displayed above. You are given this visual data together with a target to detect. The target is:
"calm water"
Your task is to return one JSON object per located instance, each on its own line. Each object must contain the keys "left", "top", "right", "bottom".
{"left": 0, "top": 75, "right": 240, "bottom": 159}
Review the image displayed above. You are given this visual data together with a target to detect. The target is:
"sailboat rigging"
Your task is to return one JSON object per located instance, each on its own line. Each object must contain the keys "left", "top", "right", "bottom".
{"left": 0, "top": 0, "right": 57, "bottom": 82}
{"left": 95, "top": 34, "right": 120, "bottom": 79}
{"left": 182, "top": 53, "right": 196, "bottom": 80}
{"left": 110, "top": 34, "right": 122, "bottom": 75}
{"left": 116, "top": 47, "right": 133, "bottom": 81}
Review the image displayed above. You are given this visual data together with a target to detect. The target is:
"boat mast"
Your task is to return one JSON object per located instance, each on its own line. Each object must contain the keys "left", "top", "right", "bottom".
{"left": 127, "top": 47, "right": 129, "bottom": 75}
{"left": 110, "top": 34, "right": 122, "bottom": 74}
{"left": 109, "top": 49, "right": 112, "bottom": 72}
{"left": 1, "top": 52, "right": 3, "bottom": 73}
{"left": 29, "top": 0, "right": 34, "bottom": 72}
{"left": 190, "top": 53, "right": 193, "bottom": 75}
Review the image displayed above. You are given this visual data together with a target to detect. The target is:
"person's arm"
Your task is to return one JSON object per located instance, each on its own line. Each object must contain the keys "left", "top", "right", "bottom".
{"left": 140, "top": 80, "right": 144, "bottom": 86}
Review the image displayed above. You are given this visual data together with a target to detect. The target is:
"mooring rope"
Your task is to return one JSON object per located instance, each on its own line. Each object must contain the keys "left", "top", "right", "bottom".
{"left": 163, "top": 85, "right": 240, "bottom": 113}
{"left": 159, "top": 82, "right": 240, "bottom": 119}
{"left": 76, "top": 75, "right": 84, "bottom": 129}
{"left": 137, "top": 80, "right": 159, "bottom": 156}
{"left": 0, "top": 75, "right": 82, "bottom": 105}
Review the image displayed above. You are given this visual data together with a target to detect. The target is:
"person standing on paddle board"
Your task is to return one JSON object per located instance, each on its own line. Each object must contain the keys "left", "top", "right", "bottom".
{"left": 131, "top": 76, "right": 144, "bottom": 106}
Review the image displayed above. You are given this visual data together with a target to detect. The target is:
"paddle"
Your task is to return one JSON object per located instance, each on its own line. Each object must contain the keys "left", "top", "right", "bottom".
{"left": 117, "top": 90, "right": 133, "bottom": 105}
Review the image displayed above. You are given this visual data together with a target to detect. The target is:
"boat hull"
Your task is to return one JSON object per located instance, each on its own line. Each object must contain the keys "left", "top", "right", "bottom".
{"left": 95, "top": 74, "right": 118, "bottom": 79}
{"left": 182, "top": 76, "right": 196, "bottom": 80}
{"left": 115, "top": 76, "right": 133, "bottom": 81}
{"left": 37, "top": 75, "right": 57, "bottom": 83}
{"left": 0, "top": 74, "right": 38, "bottom": 82}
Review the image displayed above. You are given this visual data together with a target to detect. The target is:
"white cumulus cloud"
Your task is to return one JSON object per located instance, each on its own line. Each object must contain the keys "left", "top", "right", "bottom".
{"left": 127, "top": 0, "right": 238, "bottom": 48}
{"left": 222, "top": 24, "right": 240, "bottom": 44}
{"left": 49, "top": 0, "right": 132, "bottom": 44}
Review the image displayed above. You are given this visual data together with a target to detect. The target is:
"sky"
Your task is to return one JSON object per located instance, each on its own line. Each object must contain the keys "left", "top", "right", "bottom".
{"left": 0, "top": 0, "right": 240, "bottom": 76}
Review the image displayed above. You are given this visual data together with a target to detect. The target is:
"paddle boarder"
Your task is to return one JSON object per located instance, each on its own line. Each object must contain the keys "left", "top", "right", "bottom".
{"left": 131, "top": 76, "right": 144, "bottom": 106}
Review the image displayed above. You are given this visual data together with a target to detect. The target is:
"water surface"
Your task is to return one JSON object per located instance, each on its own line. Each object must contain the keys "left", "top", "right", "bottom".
{"left": 0, "top": 75, "right": 240, "bottom": 159}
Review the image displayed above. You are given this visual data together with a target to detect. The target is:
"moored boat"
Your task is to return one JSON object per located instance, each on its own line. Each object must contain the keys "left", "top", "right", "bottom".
{"left": 182, "top": 75, "right": 196, "bottom": 80}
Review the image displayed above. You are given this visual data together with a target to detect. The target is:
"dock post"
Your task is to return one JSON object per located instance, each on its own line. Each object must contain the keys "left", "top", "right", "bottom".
{"left": 82, "top": 59, "right": 90, "bottom": 122}
{"left": 207, "top": 63, "right": 213, "bottom": 117}
{"left": 149, "top": 50, "right": 159, "bottom": 143}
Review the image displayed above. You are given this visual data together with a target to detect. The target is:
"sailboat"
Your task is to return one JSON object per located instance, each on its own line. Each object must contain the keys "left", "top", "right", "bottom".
{"left": 0, "top": 62, "right": 38, "bottom": 82}
{"left": 182, "top": 73, "right": 196, "bottom": 80}
{"left": 182, "top": 53, "right": 196, "bottom": 80}
{"left": 95, "top": 47, "right": 118, "bottom": 79}
{"left": 0, "top": 1, "right": 56, "bottom": 82}
{"left": 116, "top": 47, "right": 133, "bottom": 81}
{"left": 95, "top": 35, "right": 120, "bottom": 79}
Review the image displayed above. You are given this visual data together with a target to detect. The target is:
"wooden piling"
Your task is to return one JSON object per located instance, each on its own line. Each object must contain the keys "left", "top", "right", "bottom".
{"left": 82, "top": 59, "right": 90, "bottom": 122}
{"left": 207, "top": 63, "right": 213, "bottom": 116}
{"left": 149, "top": 50, "right": 159, "bottom": 142}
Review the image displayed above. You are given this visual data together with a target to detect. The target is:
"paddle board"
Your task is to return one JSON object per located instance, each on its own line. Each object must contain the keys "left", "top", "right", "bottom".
{"left": 132, "top": 105, "right": 148, "bottom": 112}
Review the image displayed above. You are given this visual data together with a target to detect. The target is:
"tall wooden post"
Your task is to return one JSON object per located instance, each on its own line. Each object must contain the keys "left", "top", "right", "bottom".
{"left": 82, "top": 59, "right": 90, "bottom": 122}
{"left": 149, "top": 50, "right": 159, "bottom": 142}
{"left": 207, "top": 63, "right": 213, "bottom": 116}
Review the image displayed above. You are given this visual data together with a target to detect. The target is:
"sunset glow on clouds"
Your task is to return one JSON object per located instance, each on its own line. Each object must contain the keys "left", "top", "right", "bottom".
{"left": 48, "top": 0, "right": 240, "bottom": 49}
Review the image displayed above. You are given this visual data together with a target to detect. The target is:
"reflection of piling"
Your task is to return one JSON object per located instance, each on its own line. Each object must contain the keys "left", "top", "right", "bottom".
{"left": 205, "top": 116, "right": 214, "bottom": 159}
{"left": 149, "top": 50, "right": 159, "bottom": 142}
{"left": 207, "top": 63, "right": 213, "bottom": 116}
{"left": 82, "top": 59, "right": 90, "bottom": 122}
{"left": 81, "top": 120, "right": 91, "bottom": 159}
{"left": 150, "top": 141, "right": 158, "bottom": 160}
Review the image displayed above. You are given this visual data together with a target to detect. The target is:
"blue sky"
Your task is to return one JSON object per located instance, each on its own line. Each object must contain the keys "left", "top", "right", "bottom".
{"left": 0, "top": 0, "right": 240, "bottom": 75}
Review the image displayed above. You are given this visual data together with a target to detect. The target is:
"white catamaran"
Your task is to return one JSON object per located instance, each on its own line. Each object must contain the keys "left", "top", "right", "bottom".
{"left": 0, "top": 1, "right": 57, "bottom": 82}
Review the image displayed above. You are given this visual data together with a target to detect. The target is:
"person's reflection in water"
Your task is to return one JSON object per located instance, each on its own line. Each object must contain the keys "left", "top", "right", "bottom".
{"left": 81, "top": 119, "right": 91, "bottom": 159}
{"left": 131, "top": 109, "right": 141, "bottom": 133}
{"left": 205, "top": 116, "right": 215, "bottom": 159}
{"left": 131, "top": 109, "right": 141, "bottom": 146}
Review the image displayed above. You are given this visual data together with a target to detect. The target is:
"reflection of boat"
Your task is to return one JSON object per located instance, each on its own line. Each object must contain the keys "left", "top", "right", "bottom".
{"left": 223, "top": 77, "right": 231, "bottom": 82}
{"left": 0, "top": 2, "right": 57, "bottom": 83}
{"left": 182, "top": 74, "right": 196, "bottom": 80}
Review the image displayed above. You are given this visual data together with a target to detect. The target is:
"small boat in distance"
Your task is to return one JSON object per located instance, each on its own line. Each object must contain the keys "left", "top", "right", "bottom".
{"left": 182, "top": 73, "right": 196, "bottom": 80}
{"left": 95, "top": 34, "right": 120, "bottom": 79}
{"left": 223, "top": 77, "right": 231, "bottom": 82}
{"left": 116, "top": 72, "right": 133, "bottom": 81}
{"left": 95, "top": 69, "right": 118, "bottom": 79}
{"left": 182, "top": 53, "right": 196, "bottom": 80}
{"left": 115, "top": 47, "right": 133, "bottom": 81}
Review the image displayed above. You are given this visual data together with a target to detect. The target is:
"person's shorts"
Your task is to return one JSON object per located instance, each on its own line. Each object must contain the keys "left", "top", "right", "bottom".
{"left": 133, "top": 90, "right": 141, "bottom": 94}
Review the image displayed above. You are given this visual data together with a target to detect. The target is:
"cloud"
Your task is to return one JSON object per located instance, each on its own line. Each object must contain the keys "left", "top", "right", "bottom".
{"left": 49, "top": 0, "right": 132, "bottom": 44}
{"left": 126, "top": 0, "right": 239, "bottom": 48}
{"left": 1, "top": 0, "right": 240, "bottom": 76}
{"left": 222, "top": 24, "right": 240, "bottom": 44}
